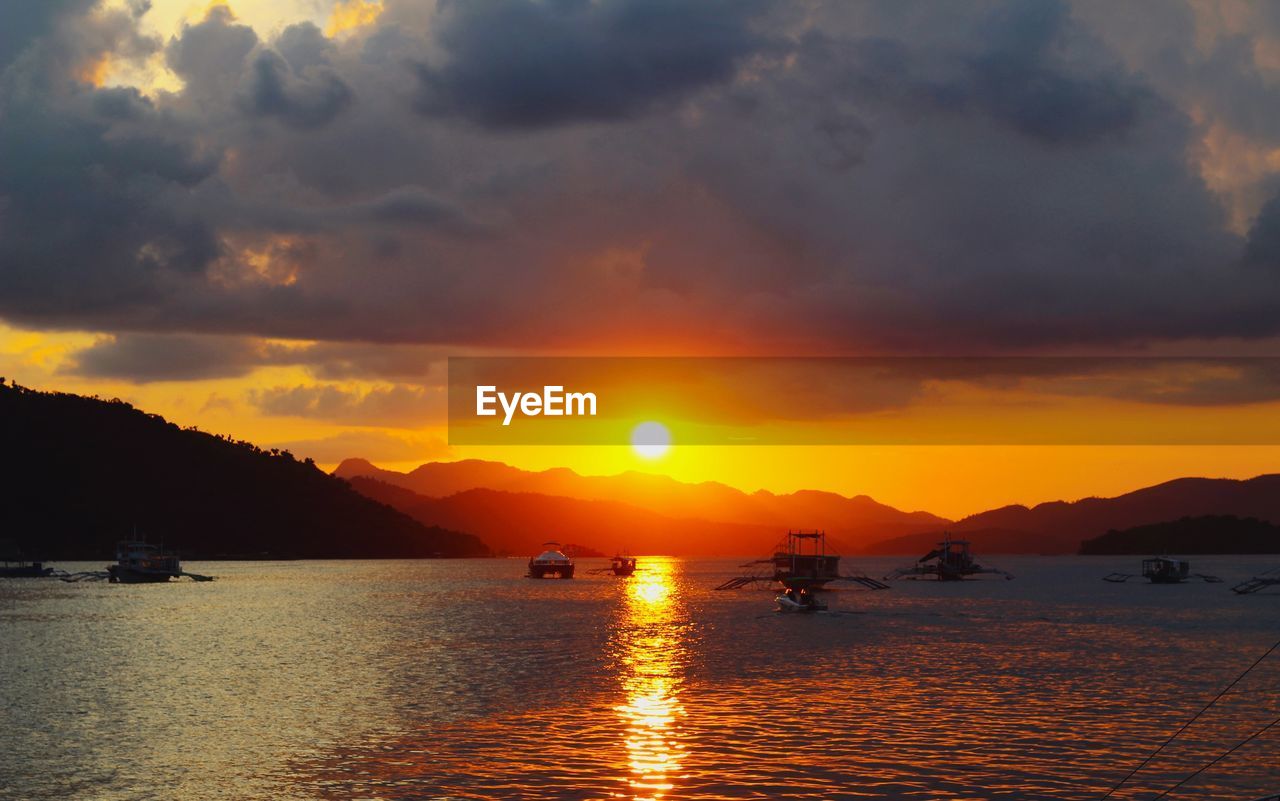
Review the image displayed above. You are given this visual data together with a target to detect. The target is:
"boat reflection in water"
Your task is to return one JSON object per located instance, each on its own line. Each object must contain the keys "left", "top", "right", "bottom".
{"left": 611, "top": 557, "right": 688, "bottom": 801}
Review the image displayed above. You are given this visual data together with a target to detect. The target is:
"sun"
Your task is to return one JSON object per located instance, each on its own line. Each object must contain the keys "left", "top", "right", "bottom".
{"left": 630, "top": 421, "right": 671, "bottom": 459}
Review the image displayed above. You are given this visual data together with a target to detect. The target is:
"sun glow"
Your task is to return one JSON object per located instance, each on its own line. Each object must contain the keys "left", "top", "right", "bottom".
{"left": 630, "top": 421, "right": 671, "bottom": 459}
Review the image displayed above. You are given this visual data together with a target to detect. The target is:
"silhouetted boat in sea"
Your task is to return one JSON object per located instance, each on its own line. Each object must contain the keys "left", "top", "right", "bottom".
{"left": 0, "top": 559, "right": 54, "bottom": 578}
{"left": 1103, "top": 555, "right": 1221, "bottom": 584}
{"left": 528, "top": 542, "right": 575, "bottom": 579}
{"left": 885, "top": 534, "right": 1013, "bottom": 581}
{"left": 1233, "top": 566, "right": 1280, "bottom": 594}
{"left": 0, "top": 539, "right": 55, "bottom": 577}
{"left": 775, "top": 587, "right": 828, "bottom": 612}
{"left": 610, "top": 554, "right": 637, "bottom": 577}
{"left": 715, "top": 530, "right": 889, "bottom": 592}
{"left": 108, "top": 541, "right": 182, "bottom": 583}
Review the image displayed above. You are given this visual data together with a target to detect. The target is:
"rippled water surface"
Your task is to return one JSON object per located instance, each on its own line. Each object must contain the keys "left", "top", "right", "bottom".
{"left": 3, "top": 556, "right": 1279, "bottom": 800}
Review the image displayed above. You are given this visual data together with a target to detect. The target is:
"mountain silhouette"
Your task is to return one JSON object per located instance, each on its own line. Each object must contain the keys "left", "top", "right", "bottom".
{"left": 0, "top": 381, "right": 486, "bottom": 559}
{"left": 339, "top": 458, "right": 1280, "bottom": 556}
{"left": 335, "top": 458, "right": 950, "bottom": 553}
{"left": 346, "top": 476, "right": 788, "bottom": 557}
{"left": 864, "top": 475, "right": 1280, "bottom": 554}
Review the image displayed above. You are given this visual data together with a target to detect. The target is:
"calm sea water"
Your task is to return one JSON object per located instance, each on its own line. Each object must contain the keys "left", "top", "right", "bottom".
{"left": 2, "top": 556, "right": 1279, "bottom": 800}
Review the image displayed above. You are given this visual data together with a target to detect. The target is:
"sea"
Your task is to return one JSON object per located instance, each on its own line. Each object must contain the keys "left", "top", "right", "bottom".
{"left": 2, "top": 556, "right": 1278, "bottom": 800}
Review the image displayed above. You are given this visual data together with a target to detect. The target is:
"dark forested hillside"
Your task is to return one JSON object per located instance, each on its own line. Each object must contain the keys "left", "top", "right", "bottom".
{"left": 1079, "top": 515, "right": 1280, "bottom": 555}
{"left": 0, "top": 381, "right": 487, "bottom": 559}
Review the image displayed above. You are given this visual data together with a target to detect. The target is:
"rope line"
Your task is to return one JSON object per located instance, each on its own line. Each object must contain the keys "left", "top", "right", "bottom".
{"left": 1147, "top": 713, "right": 1280, "bottom": 800}
{"left": 1099, "top": 635, "right": 1280, "bottom": 799}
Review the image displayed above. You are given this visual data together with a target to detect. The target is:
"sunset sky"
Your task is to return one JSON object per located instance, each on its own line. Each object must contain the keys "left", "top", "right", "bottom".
{"left": 5, "top": 0, "right": 1280, "bottom": 518}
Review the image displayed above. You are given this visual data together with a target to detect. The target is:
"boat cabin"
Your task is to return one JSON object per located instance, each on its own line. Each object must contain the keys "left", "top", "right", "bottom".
{"left": 528, "top": 542, "right": 575, "bottom": 579}
{"left": 1142, "top": 557, "right": 1190, "bottom": 584}
{"left": 772, "top": 530, "right": 840, "bottom": 590}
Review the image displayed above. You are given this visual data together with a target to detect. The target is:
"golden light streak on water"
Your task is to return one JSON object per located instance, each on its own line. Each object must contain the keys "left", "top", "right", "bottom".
{"left": 614, "top": 558, "right": 687, "bottom": 800}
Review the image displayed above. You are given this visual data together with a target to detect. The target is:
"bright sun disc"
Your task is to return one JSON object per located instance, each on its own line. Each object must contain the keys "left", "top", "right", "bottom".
{"left": 631, "top": 421, "right": 671, "bottom": 459}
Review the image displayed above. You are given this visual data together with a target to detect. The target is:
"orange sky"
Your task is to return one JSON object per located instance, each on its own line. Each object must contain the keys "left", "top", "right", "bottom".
{"left": 6, "top": 322, "right": 1280, "bottom": 519}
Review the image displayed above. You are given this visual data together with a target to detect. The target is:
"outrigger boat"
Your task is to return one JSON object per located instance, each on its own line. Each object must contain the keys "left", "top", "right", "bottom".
{"left": 0, "top": 540, "right": 56, "bottom": 577}
{"left": 885, "top": 534, "right": 1013, "bottom": 581}
{"left": 0, "top": 558, "right": 55, "bottom": 578}
{"left": 527, "top": 542, "right": 575, "bottom": 579}
{"left": 1233, "top": 566, "right": 1280, "bottom": 594}
{"left": 609, "top": 554, "right": 637, "bottom": 577}
{"left": 108, "top": 541, "right": 182, "bottom": 583}
{"left": 715, "top": 530, "right": 888, "bottom": 592}
{"left": 716, "top": 530, "right": 888, "bottom": 613}
{"left": 1104, "top": 555, "right": 1221, "bottom": 584}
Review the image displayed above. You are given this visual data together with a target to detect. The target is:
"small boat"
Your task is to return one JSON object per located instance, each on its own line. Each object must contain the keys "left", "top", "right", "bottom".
{"left": 775, "top": 587, "right": 828, "bottom": 613}
{"left": 885, "top": 533, "right": 1013, "bottom": 581}
{"left": 0, "top": 559, "right": 54, "bottom": 578}
{"left": 107, "top": 541, "right": 182, "bottom": 583}
{"left": 528, "top": 542, "right": 575, "bottom": 579}
{"left": 1143, "top": 556, "right": 1190, "bottom": 584}
{"left": 1103, "top": 555, "right": 1221, "bottom": 584}
{"left": 715, "top": 530, "right": 889, "bottom": 591}
{"left": 610, "top": 554, "right": 637, "bottom": 577}
{"left": 0, "top": 539, "right": 55, "bottom": 577}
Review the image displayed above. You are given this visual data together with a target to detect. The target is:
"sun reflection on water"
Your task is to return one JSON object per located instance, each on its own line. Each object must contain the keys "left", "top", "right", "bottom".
{"left": 613, "top": 558, "right": 687, "bottom": 800}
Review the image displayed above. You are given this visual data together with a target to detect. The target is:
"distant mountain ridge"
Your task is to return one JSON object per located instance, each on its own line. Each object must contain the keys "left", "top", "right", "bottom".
{"left": 0, "top": 382, "right": 486, "bottom": 559}
{"left": 338, "top": 458, "right": 1280, "bottom": 555}
{"left": 346, "top": 477, "right": 787, "bottom": 557}
{"left": 335, "top": 457, "right": 950, "bottom": 553}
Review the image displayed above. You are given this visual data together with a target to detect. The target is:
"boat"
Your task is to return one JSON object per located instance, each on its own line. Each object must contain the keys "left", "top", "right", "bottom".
{"left": 715, "top": 530, "right": 889, "bottom": 591}
{"left": 770, "top": 530, "right": 841, "bottom": 590}
{"left": 610, "top": 554, "right": 637, "bottom": 577}
{"left": 0, "top": 559, "right": 54, "bottom": 578}
{"left": 107, "top": 541, "right": 182, "bottom": 583}
{"left": 1143, "top": 556, "right": 1190, "bottom": 584}
{"left": 527, "top": 542, "right": 575, "bottom": 579}
{"left": 0, "top": 539, "right": 55, "bottom": 577}
{"left": 885, "top": 534, "right": 1013, "bottom": 581}
{"left": 1233, "top": 566, "right": 1280, "bottom": 594}
{"left": 1103, "top": 555, "right": 1220, "bottom": 584}
{"left": 775, "top": 587, "right": 828, "bottom": 613}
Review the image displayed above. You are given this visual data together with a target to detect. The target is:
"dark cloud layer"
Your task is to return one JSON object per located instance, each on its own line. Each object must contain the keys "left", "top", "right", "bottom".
{"left": 3, "top": 0, "right": 1280, "bottom": 369}
{"left": 413, "top": 0, "right": 772, "bottom": 128}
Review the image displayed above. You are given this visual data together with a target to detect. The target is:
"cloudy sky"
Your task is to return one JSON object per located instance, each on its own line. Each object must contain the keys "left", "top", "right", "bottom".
{"left": 4, "top": 0, "right": 1280, "bottom": 515}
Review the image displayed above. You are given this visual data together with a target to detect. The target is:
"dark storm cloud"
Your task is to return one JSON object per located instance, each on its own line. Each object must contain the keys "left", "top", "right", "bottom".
{"left": 59, "top": 333, "right": 446, "bottom": 384}
{"left": 4, "top": 0, "right": 1280, "bottom": 364}
{"left": 0, "top": 83, "right": 221, "bottom": 316}
{"left": 62, "top": 333, "right": 267, "bottom": 382}
{"left": 164, "top": 5, "right": 257, "bottom": 93}
{"left": 0, "top": 0, "right": 97, "bottom": 71}
{"left": 412, "top": 0, "right": 774, "bottom": 128}
{"left": 240, "top": 48, "right": 353, "bottom": 130}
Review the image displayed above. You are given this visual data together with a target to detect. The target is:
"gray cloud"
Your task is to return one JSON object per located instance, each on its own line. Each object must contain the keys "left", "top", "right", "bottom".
{"left": 62, "top": 333, "right": 268, "bottom": 382}
{"left": 413, "top": 0, "right": 774, "bottom": 128}
{"left": 240, "top": 48, "right": 353, "bottom": 130}
{"left": 249, "top": 383, "right": 443, "bottom": 426}
{"left": 59, "top": 333, "right": 447, "bottom": 384}
{"left": 2, "top": 0, "right": 1280, "bottom": 359}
